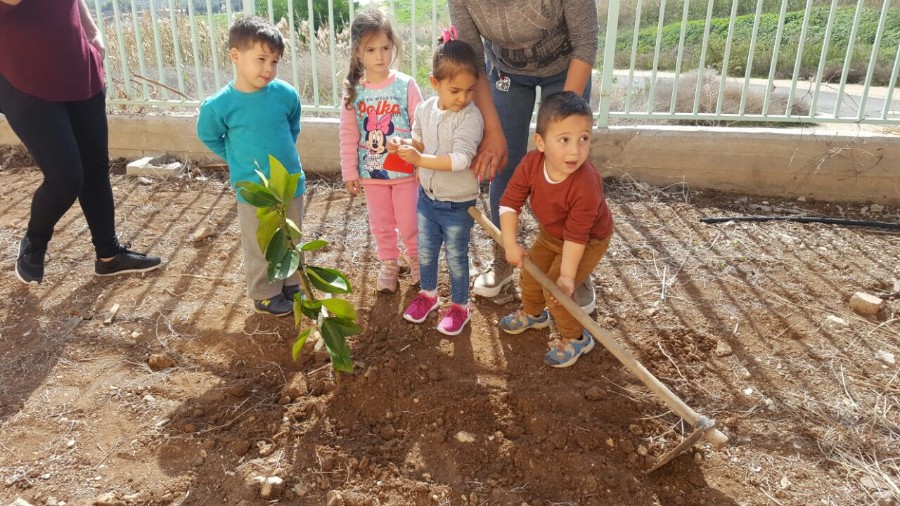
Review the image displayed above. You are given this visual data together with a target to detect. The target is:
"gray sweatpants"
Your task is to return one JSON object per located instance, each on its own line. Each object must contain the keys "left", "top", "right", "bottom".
{"left": 237, "top": 196, "right": 304, "bottom": 300}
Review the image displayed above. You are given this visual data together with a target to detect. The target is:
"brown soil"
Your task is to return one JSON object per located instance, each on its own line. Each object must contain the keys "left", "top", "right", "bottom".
{"left": 1, "top": 152, "right": 898, "bottom": 506}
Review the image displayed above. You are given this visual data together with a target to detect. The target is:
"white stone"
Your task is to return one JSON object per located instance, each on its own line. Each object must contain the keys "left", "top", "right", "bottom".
{"left": 126, "top": 155, "right": 183, "bottom": 178}
{"left": 825, "top": 314, "right": 849, "bottom": 326}
{"left": 875, "top": 350, "right": 896, "bottom": 365}
{"left": 454, "top": 431, "right": 476, "bottom": 443}
{"left": 849, "top": 292, "right": 882, "bottom": 316}
{"left": 715, "top": 340, "right": 733, "bottom": 357}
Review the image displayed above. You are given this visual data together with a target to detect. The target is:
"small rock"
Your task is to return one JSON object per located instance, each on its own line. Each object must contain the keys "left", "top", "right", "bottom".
{"left": 190, "top": 226, "right": 217, "bottom": 243}
{"left": 825, "top": 314, "right": 849, "bottom": 326}
{"left": 849, "top": 292, "right": 882, "bottom": 316}
{"left": 875, "top": 350, "right": 896, "bottom": 365}
{"left": 45, "top": 497, "right": 59, "bottom": 506}
{"left": 280, "top": 373, "right": 308, "bottom": 400}
{"left": 121, "top": 493, "right": 141, "bottom": 503}
{"left": 260, "top": 476, "right": 284, "bottom": 499}
{"left": 93, "top": 493, "right": 119, "bottom": 506}
{"left": 11, "top": 499, "right": 35, "bottom": 506}
{"left": 797, "top": 196, "right": 806, "bottom": 202}
{"left": 605, "top": 437, "right": 615, "bottom": 447}
{"left": 714, "top": 341, "right": 733, "bottom": 357}
{"left": 637, "top": 444, "right": 648, "bottom": 456}
{"left": 693, "top": 452, "right": 703, "bottom": 464}
{"left": 378, "top": 424, "right": 397, "bottom": 440}
{"left": 277, "top": 395, "right": 291, "bottom": 405}
{"left": 584, "top": 386, "right": 607, "bottom": 401}
{"left": 147, "top": 354, "right": 176, "bottom": 371}
{"left": 325, "top": 490, "right": 344, "bottom": 506}
{"left": 628, "top": 424, "right": 643, "bottom": 436}
{"left": 256, "top": 440, "right": 275, "bottom": 457}
{"left": 455, "top": 431, "right": 476, "bottom": 443}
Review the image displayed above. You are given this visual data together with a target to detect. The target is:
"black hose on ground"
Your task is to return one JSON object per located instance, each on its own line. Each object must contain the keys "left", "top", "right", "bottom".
{"left": 700, "top": 216, "right": 900, "bottom": 230}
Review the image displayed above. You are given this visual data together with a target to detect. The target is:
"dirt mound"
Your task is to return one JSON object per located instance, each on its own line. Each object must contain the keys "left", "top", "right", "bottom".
{"left": 1, "top": 167, "right": 898, "bottom": 505}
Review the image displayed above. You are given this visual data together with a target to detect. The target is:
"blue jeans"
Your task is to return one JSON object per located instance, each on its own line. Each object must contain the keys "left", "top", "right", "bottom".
{"left": 417, "top": 189, "right": 475, "bottom": 305}
{"left": 487, "top": 67, "right": 592, "bottom": 226}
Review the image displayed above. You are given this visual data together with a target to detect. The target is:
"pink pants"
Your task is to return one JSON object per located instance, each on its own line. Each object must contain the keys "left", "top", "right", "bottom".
{"left": 362, "top": 179, "right": 418, "bottom": 261}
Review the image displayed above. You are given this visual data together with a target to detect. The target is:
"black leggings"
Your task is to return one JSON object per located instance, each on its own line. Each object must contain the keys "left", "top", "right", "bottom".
{"left": 0, "top": 73, "right": 118, "bottom": 258}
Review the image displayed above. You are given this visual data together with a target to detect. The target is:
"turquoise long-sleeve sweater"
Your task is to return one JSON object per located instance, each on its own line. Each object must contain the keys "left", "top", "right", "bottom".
{"left": 197, "top": 79, "right": 305, "bottom": 203}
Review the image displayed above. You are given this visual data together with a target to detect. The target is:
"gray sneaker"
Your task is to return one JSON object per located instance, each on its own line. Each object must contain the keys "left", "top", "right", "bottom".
{"left": 574, "top": 277, "right": 596, "bottom": 315}
{"left": 254, "top": 294, "right": 293, "bottom": 316}
{"left": 473, "top": 259, "right": 514, "bottom": 298}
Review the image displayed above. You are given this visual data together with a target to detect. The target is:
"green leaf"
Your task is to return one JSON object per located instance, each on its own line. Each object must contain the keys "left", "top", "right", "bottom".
{"left": 236, "top": 181, "right": 279, "bottom": 207}
{"left": 292, "top": 328, "right": 311, "bottom": 361}
{"left": 299, "top": 299, "right": 323, "bottom": 320}
{"left": 267, "top": 155, "right": 288, "bottom": 203}
{"left": 265, "top": 229, "right": 288, "bottom": 264}
{"left": 320, "top": 317, "right": 359, "bottom": 373}
{"left": 306, "top": 266, "right": 352, "bottom": 294}
{"left": 292, "top": 294, "right": 305, "bottom": 326}
{"left": 267, "top": 248, "right": 300, "bottom": 282}
{"left": 256, "top": 208, "right": 282, "bottom": 254}
{"left": 285, "top": 218, "right": 302, "bottom": 243}
{"left": 300, "top": 239, "right": 328, "bottom": 252}
{"left": 321, "top": 298, "right": 356, "bottom": 320}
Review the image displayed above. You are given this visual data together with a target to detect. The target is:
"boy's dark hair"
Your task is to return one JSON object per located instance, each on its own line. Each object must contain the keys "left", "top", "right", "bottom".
{"left": 228, "top": 16, "right": 285, "bottom": 56}
{"left": 432, "top": 39, "right": 480, "bottom": 82}
{"left": 535, "top": 91, "right": 594, "bottom": 136}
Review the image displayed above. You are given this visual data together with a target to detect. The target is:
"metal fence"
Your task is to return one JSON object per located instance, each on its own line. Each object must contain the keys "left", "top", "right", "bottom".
{"left": 96, "top": 0, "right": 899, "bottom": 127}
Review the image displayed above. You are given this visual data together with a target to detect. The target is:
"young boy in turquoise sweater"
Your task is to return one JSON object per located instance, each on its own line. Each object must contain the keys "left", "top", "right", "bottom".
{"left": 197, "top": 16, "right": 305, "bottom": 316}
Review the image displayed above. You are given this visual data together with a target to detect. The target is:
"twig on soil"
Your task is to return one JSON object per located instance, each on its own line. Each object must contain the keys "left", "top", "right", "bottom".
{"left": 656, "top": 342, "right": 688, "bottom": 384}
{"left": 94, "top": 436, "right": 122, "bottom": 468}
{"left": 179, "top": 273, "right": 225, "bottom": 281}
{"left": 194, "top": 399, "right": 267, "bottom": 436}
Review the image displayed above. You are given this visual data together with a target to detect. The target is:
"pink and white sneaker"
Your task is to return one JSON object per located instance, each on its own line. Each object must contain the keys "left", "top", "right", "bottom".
{"left": 403, "top": 291, "right": 439, "bottom": 323}
{"left": 436, "top": 303, "right": 471, "bottom": 336}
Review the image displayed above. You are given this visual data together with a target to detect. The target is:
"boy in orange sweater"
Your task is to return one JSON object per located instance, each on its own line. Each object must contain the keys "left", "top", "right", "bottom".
{"left": 497, "top": 91, "right": 614, "bottom": 368}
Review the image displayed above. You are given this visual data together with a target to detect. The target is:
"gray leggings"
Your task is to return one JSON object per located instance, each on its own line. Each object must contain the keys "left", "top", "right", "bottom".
{"left": 237, "top": 196, "right": 304, "bottom": 300}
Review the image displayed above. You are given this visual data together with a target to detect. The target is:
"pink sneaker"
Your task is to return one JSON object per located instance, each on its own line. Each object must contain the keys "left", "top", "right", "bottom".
{"left": 403, "top": 291, "right": 439, "bottom": 323}
{"left": 437, "top": 303, "right": 471, "bottom": 336}
{"left": 376, "top": 260, "right": 400, "bottom": 294}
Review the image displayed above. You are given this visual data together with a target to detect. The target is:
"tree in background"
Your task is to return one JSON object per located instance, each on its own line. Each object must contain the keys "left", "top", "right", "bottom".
{"left": 256, "top": 0, "right": 351, "bottom": 32}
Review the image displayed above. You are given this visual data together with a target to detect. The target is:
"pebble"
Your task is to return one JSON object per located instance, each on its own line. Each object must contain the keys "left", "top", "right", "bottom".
{"left": 714, "top": 340, "right": 733, "bottom": 357}
{"left": 875, "top": 350, "right": 895, "bottom": 365}
{"left": 455, "top": 431, "right": 476, "bottom": 443}
{"left": 260, "top": 477, "right": 284, "bottom": 499}
{"left": 147, "top": 354, "right": 176, "bottom": 371}
{"left": 584, "top": 386, "right": 607, "bottom": 401}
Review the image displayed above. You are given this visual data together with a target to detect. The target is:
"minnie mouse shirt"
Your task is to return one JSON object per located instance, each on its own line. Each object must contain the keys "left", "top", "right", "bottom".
{"left": 339, "top": 71, "right": 423, "bottom": 183}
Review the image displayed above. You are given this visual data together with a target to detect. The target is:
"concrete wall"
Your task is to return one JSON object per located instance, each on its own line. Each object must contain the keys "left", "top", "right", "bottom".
{"left": 2, "top": 114, "right": 898, "bottom": 205}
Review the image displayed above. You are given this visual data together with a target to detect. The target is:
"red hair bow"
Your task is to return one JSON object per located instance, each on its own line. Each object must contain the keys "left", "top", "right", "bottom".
{"left": 441, "top": 26, "right": 458, "bottom": 44}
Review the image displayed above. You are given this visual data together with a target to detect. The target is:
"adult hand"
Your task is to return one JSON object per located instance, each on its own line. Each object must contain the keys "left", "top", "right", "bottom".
{"left": 471, "top": 126, "right": 508, "bottom": 181}
{"left": 344, "top": 180, "right": 362, "bottom": 196}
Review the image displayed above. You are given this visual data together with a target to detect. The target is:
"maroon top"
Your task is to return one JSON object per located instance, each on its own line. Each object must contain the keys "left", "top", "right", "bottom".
{"left": 0, "top": 0, "right": 105, "bottom": 102}
{"left": 500, "top": 150, "right": 614, "bottom": 244}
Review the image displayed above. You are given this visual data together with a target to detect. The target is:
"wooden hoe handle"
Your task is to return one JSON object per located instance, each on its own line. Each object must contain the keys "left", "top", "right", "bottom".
{"left": 468, "top": 206, "right": 728, "bottom": 450}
